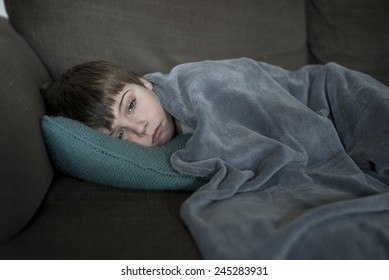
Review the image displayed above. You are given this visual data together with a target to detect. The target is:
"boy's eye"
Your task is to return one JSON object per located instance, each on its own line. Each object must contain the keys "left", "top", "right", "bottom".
{"left": 128, "top": 100, "right": 136, "bottom": 113}
{"left": 118, "top": 129, "right": 125, "bottom": 139}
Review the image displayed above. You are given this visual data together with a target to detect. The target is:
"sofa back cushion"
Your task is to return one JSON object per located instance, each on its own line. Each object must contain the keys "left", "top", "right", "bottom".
{"left": 5, "top": 0, "right": 307, "bottom": 78}
{"left": 0, "top": 18, "right": 53, "bottom": 242}
{"left": 307, "top": 0, "right": 389, "bottom": 86}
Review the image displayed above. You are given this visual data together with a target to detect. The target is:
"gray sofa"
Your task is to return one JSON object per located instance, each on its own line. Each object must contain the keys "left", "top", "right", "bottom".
{"left": 1, "top": 0, "right": 388, "bottom": 259}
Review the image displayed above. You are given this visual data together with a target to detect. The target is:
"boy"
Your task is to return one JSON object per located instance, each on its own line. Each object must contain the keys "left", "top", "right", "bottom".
{"left": 41, "top": 58, "right": 389, "bottom": 261}
{"left": 42, "top": 58, "right": 389, "bottom": 158}
{"left": 41, "top": 60, "right": 182, "bottom": 147}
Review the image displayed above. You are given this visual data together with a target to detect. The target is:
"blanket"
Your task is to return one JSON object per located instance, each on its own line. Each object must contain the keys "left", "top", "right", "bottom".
{"left": 144, "top": 58, "right": 389, "bottom": 259}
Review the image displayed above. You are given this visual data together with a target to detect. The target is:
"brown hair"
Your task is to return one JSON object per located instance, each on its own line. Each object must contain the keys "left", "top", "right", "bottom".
{"left": 40, "top": 60, "right": 143, "bottom": 130}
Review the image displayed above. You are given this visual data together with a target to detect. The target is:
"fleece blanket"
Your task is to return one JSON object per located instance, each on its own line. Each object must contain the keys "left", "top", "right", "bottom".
{"left": 144, "top": 58, "right": 389, "bottom": 259}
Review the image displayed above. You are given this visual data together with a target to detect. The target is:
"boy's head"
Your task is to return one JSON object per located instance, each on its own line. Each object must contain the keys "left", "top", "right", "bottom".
{"left": 41, "top": 60, "right": 143, "bottom": 130}
{"left": 41, "top": 61, "right": 177, "bottom": 147}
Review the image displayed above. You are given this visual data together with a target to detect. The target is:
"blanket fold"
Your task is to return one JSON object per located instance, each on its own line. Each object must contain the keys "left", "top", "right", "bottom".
{"left": 145, "top": 58, "right": 389, "bottom": 259}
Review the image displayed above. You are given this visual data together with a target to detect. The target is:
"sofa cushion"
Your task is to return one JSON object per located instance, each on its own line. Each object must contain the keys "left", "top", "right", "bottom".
{"left": 5, "top": 0, "right": 307, "bottom": 78}
{"left": 0, "top": 18, "right": 53, "bottom": 242}
{"left": 307, "top": 0, "right": 389, "bottom": 86}
{"left": 41, "top": 116, "right": 206, "bottom": 191}
{"left": 0, "top": 175, "right": 201, "bottom": 259}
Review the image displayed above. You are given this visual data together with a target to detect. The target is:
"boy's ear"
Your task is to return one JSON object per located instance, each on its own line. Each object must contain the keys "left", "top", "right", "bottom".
{"left": 140, "top": 78, "right": 153, "bottom": 90}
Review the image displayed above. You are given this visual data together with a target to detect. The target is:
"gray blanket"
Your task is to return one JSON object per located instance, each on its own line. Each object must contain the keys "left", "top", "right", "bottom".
{"left": 145, "top": 58, "right": 389, "bottom": 259}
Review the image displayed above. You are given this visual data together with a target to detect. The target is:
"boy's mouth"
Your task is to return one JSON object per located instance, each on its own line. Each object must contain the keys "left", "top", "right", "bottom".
{"left": 152, "top": 122, "right": 162, "bottom": 145}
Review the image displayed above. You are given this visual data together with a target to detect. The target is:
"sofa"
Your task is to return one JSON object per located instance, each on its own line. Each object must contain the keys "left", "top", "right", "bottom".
{"left": 0, "top": 0, "right": 388, "bottom": 259}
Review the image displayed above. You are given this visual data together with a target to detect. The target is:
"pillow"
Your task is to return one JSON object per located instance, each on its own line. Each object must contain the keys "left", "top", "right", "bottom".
{"left": 41, "top": 116, "right": 206, "bottom": 191}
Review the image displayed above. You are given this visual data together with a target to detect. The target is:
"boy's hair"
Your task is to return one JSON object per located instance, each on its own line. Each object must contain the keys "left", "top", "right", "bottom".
{"left": 40, "top": 60, "right": 143, "bottom": 130}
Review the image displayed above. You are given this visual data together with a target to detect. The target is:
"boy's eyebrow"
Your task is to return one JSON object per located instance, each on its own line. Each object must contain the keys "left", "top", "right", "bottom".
{"left": 109, "top": 89, "right": 130, "bottom": 136}
{"left": 118, "top": 90, "right": 130, "bottom": 114}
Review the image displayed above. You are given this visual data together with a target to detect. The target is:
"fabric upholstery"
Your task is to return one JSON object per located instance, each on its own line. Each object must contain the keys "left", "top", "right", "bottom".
{"left": 5, "top": 0, "right": 308, "bottom": 78}
{"left": 0, "top": 175, "right": 200, "bottom": 259}
{"left": 307, "top": 0, "right": 389, "bottom": 86}
{"left": 0, "top": 18, "right": 53, "bottom": 242}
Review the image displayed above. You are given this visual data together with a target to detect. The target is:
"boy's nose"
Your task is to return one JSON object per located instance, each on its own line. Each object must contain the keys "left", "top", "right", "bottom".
{"left": 129, "top": 120, "right": 148, "bottom": 137}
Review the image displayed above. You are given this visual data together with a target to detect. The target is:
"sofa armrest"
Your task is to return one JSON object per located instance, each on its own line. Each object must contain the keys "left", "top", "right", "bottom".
{"left": 0, "top": 18, "right": 53, "bottom": 242}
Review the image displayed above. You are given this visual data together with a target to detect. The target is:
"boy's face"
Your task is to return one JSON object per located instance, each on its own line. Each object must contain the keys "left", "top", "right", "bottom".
{"left": 99, "top": 79, "right": 176, "bottom": 147}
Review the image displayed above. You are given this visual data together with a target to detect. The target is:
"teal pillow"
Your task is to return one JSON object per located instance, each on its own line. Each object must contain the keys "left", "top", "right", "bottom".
{"left": 41, "top": 116, "right": 206, "bottom": 191}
